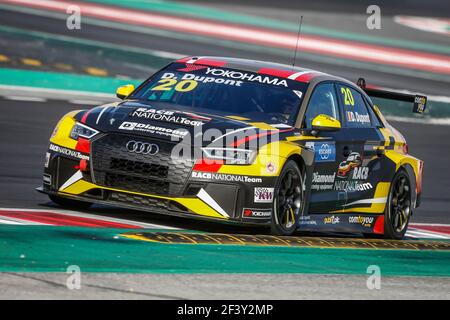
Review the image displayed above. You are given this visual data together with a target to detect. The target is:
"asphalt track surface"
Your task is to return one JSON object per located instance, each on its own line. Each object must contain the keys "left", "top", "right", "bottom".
{"left": 0, "top": 0, "right": 449, "bottom": 299}
{"left": 2, "top": 273, "right": 449, "bottom": 299}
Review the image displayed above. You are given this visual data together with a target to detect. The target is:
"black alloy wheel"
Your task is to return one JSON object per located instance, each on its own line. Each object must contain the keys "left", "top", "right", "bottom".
{"left": 384, "top": 170, "right": 412, "bottom": 239}
{"left": 271, "top": 160, "right": 304, "bottom": 236}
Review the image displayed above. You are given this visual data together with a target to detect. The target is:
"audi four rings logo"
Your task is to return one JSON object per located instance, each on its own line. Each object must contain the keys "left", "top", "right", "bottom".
{"left": 126, "top": 141, "right": 159, "bottom": 155}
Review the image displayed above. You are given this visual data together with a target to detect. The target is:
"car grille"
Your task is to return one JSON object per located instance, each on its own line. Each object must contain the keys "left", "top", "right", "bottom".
{"left": 109, "top": 191, "right": 189, "bottom": 213}
{"left": 91, "top": 134, "right": 194, "bottom": 196}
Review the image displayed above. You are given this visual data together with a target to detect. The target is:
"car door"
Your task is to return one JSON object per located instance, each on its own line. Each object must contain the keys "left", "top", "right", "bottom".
{"left": 302, "top": 82, "right": 347, "bottom": 213}
{"left": 335, "top": 83, "right": 385, "bottom": 212}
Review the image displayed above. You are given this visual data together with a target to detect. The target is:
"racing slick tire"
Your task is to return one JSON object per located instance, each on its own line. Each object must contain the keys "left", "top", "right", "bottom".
{"left": 48, "top": 194, "right": 92, "bottom": 210}
{"left": 271, "top": 160, "right": 304, "bottom": 236}
{"left": 383, "top": 169, "right": 412, "bottom": 240}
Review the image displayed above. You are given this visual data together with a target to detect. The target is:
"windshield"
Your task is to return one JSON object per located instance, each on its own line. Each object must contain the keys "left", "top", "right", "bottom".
{"left": 131, "top": 62, "right": 308, "bottom": 125}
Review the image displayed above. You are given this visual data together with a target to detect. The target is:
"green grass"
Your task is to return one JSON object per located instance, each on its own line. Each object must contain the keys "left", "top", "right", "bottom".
{"left": 0, "top": 68, "right": 141, "bottom": 94}
{"left": 1, "top": 225, "right": 449, "bottom": 276}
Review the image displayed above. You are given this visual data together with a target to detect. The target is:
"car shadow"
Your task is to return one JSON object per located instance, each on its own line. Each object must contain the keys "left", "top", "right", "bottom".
{"left": 38, "top": 201, "right": 381, "bottom": 239}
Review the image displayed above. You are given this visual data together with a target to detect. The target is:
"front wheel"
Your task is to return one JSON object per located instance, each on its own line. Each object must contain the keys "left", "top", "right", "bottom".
{"left": 383, "top": 170, "right": 412, "bottom": 239}
{"left": 271, "top": 160, "right": 304, "bottom": 236}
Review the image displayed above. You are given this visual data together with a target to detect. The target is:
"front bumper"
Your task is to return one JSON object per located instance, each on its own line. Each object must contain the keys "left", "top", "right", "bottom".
{"left": 36, "top": 185, "right": 270, "bottom": 226}
{"left": 42, "top": 134, "right": 279, "bottom": 224}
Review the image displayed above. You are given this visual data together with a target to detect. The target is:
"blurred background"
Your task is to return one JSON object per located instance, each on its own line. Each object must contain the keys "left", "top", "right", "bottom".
{"left": 0, "top": 0, "right": 449, "bottom": 224}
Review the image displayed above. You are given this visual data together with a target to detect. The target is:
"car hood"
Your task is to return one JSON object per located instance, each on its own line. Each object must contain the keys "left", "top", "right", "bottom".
{"left": 77, "top": 100, "right": 295, "bottom": 147}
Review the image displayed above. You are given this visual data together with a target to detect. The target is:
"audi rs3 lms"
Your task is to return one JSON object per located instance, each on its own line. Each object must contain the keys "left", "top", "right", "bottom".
{"left": 38, "top": 56, "right": 426, "bottom": 239}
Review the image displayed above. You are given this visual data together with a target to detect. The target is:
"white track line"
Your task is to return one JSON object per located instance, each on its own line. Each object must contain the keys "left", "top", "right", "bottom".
{"left": 0, "top": 207, "right": 181, "bottom": 230}
{"left": 0, "top": 215, "right": 50, "bottom": 225}
{"left": 406, "top": 229, "right": 450, "bottom": 239}
{"left": 68, "top": 99, "right": 104, "bottom": 105}
{"left": 0, "top": 85, "right": 116, "bottom": 100}
{"left": 0, "top": 218, "right": 23, "bottom": 225}
{"left": 411, "top": 223, "right": 450, "bottom": 227}
{"left": 3, "top": 96, "right": 46, "bottom": 102}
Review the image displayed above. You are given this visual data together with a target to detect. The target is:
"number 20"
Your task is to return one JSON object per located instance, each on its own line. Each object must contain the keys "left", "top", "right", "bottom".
{"left": 151, "top": 79, "right": 198, "bottom": 92}
{"left": 341, "top": 87, "right": 355, "bottom": 106}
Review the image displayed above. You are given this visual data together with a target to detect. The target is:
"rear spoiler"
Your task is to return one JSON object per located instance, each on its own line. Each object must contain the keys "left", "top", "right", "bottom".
{"left": 356, "top": 78, "right": 427, "bottom": 114}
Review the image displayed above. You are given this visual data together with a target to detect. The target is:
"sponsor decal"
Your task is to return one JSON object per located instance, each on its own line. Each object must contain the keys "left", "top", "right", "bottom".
{"left": 348, "top": 215, "right": 375, "bottom": 227}
{"left": 334, "top": 181, "right": 373, "bottom": 192}
{"left": 118, "top": 121, "right": 188, "bottom": 139}
{"left": 44, "top": 152, "right": 50, "bottom": 168}
{"left": 352, "top": 167, "right": 369, "bottom": 180}
{"left": 312, "top": 172, "right": 336, "bottom": 184}
{"left": 334, "top": 152, "right": 372, "bottom": 192}
{"left": 413, "top": 95, "right": 427, "bottom": 114}
{"left": 310, "top": 151, "right": 372, "bottom": 193}
{"left": 49, "top": 144, "right": 89, "bottom": 160}
{"left": 337, "top": 152, "right": 362, "bottom": 178}
{"left": 323, "top": 215, "right": 340, "bottom": 225}
{"left": 265, "top": 162, "right": 276, "bottom": 174}
{"left": 243, "top": 208, "right": 272, "bottom": 218}
{"left": 298, "top": 215, "right": 318, "bottom": 226}
{"left": 181, "top": 73, "right": 243, "bottom": 87}
{"left": 293, "top": 90, "right": 303, "bottom": 98}
{"left": 346, "top": 111, "right": 355, "bottom": 122}
{"left": 311, "top": 172, "right": 336, "bottom": 191}
{"left": 346, "top": 111, "right": 371, "bottom": 124}
{"left": 161, "top": 72, "right": 244, "bottom": 87}
{"left": 43, "top": 174, "right": 51, "bottom": 185}
{"left": 305, "top": 141, "right": 336, "bottom": 163}
{"left": 254, "top": 187, "right": 274, "bottom": 203}
{"left": 204, "top": 68, "right": 289, "bottom": 87}
{"left": 191, "top": 171, "right": 263, "bottom": 183}
{"left": 130, "top": 107, "right": 207, "bottom": 127}
{"left": 318, "top": 143, "right": 334, "bottom": 161}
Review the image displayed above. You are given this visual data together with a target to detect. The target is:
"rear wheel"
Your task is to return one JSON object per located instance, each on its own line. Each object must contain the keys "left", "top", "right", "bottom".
{"left": 48, "top": 194, "right": 92, "bottom": 210}
{"left": 383, "top": 170, "right": 412, "bottom": 239}
{"left": 271, "top": 160, "right": 304, "bottom": 236}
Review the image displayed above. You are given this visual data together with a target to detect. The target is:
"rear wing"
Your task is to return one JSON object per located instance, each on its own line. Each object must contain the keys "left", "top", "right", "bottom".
{"left": 356, "top": 78, "right": 427, "bottom": 114}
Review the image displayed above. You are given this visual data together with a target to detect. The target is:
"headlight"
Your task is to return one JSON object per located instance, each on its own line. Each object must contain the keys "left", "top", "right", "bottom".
{"left": 70, "top": 122, "right": 99, "bottom": 140}
{"left": 202, "top": 147, "right": 257, "bottom": 165}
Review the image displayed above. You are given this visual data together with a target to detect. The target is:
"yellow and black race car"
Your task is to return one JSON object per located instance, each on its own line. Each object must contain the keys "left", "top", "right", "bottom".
{"left": 37, "top": 56, "right": 426, "bottom": 239}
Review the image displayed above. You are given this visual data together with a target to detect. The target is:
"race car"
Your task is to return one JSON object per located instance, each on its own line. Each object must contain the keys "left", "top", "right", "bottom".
{"left": 37, "top": 56, "right": 426, "bottom": 239}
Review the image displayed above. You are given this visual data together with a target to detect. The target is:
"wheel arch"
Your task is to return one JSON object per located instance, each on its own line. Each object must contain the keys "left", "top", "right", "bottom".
{"left": 398, "top": 163, "right": 418, "bottom": 209}
{"left": 281, "top": 144, "right": 315, "bottom": 182}
{"left": 282, "top": 146, "right": 315, "bottom": 215}
{"left": 286, "top": 153, "right": 306, "bottom": 175}
{"left": 384, "top": 150, "right": 422, "bottom": 209}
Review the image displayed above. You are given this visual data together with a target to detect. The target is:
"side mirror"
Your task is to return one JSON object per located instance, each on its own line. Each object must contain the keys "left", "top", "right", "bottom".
{"left": 116, "top": 84, "right": 135, "bottom": 99}
{"left": 311, "top": 114, "right": 341, "bottom": 132}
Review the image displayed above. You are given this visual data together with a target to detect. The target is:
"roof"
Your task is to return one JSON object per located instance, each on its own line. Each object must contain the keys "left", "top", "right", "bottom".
{"left": 176, "top": 56, "right": 346, "bottom": 84}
